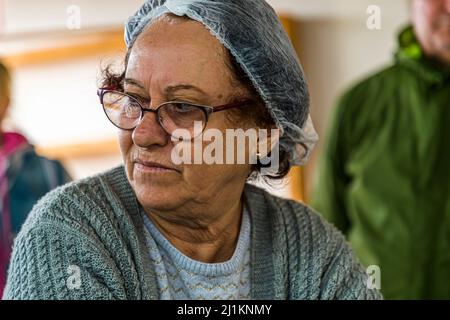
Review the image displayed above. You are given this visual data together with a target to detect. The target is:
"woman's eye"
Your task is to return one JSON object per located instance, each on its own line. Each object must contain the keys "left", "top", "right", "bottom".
{"left": 174, "top": 103, "right": 196, "bottom": 113}
{"left": 127, "top": 100, "right": 141, "bottom": 108}
{"left": 125, "top": 92, "right": 149, "bottom": 104}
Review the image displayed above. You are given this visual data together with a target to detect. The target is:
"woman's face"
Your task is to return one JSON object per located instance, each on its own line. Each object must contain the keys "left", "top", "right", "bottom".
{"left": 120, "top": 16, "right": 254, "bottom": 215}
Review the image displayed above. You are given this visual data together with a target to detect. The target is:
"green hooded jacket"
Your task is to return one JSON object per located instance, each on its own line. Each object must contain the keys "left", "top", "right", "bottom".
{"left": 312, "top": 26, "right": 450, "bottom": 299}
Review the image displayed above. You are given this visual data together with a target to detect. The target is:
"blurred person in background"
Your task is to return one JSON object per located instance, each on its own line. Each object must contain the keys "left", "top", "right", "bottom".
{"left": 0, "top": 61, "right": 72, "bottom": 296}
{"left": 313, "top": 0, "right": 450, "bottom": 299}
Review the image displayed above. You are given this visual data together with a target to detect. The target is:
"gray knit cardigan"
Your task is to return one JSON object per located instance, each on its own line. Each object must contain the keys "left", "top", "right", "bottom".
{"left": 3, "top": 166, "right": 382, "bottom": 300}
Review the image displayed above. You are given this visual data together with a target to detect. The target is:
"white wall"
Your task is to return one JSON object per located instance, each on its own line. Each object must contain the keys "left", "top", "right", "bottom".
{"left": 268, "top": 0, "right": 408, "bottom": 21}
{"left": 7, "top": 54, "right": 121, "bottom": 146}
{"left": 2, "top": 0, "right": 408, "bottom": 37}
{"left": 2, "top": 0, "right": 144, "bottom": 35}
{"left": 2, "top": 52, "right": 125, "bottom": 180}
{"left": 63, "top": 154, "right": 122, "bottom": 179}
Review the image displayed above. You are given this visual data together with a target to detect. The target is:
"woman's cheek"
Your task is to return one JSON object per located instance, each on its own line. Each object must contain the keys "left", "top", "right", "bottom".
{"left": 118, "top": 130, "right": 133, "bottom": 154}
{"left": 118, "top": 131, "right": 135, "bottom": 176}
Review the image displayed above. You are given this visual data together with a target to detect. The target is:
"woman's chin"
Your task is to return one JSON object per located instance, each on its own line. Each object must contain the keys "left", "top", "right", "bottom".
{"left": 134, "top": 184, "right": 184, "bottom": 211}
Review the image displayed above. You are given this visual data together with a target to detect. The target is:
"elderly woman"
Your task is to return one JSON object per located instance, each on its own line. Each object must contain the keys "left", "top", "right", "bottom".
{"left": 3, "top": 0, "right": 381, "bottom": 300}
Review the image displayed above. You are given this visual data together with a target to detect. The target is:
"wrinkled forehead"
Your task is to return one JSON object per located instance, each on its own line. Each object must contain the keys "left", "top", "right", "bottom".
{"left": 125, "top": 16, "right": 236, "bottom": 99}
{"left": 131, "top": 15, "right": 226, "bottom": 59}
{"left": 127, "top": 17, "right": 228, "bottom": 69}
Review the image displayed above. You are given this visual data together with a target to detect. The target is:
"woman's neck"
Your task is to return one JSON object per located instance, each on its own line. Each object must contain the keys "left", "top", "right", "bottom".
{"left": 145, "top": 198, "right": 244, "bottom": 263}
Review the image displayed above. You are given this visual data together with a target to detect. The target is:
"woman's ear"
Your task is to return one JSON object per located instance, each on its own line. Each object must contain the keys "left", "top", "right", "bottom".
{"left": 256, "top": 127, "right": 280, "bottom": 159}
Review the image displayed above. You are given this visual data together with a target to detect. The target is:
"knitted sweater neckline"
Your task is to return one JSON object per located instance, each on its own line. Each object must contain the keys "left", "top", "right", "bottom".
{"left": 142, "top": 204, "right": 251, "bottom": 276}
{"left": 102, "top": 166, "right": 277, "bottom": 299}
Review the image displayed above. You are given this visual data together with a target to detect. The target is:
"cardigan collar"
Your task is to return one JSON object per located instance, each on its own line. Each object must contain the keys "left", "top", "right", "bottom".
{"left": 104, "top": 165, "right": 282, "bottom": 299}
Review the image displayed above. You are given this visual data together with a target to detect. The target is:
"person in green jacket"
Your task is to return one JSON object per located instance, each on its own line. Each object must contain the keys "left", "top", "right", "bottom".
{"left": 312, "top": 0, "right": 450, "bottom": 299}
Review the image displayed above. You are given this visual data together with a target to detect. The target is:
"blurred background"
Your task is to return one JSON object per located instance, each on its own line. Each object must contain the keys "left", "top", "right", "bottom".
{"left": 0, "top": 0, "right": 410, "bottom": 203}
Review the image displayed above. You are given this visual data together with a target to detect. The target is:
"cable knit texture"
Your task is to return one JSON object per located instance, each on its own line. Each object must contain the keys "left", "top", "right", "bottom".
{"left": 3, "top": 166, "right": 382, "bottom": 300}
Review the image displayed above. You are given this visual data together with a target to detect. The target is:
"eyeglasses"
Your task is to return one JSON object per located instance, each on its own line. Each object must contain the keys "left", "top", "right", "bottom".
{"left": 97, "top": 89, "right": 254, "bottom": 140}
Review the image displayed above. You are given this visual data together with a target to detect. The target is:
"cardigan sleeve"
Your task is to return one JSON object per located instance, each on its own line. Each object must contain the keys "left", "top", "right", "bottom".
{"left": 318, "top": 222, "right": 383, "bottom": 300}
{"left": 3, "top": 220, "right": 127, "bottom": 300}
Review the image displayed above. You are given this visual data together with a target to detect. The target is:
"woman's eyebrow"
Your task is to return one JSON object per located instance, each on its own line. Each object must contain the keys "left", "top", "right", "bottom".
{"left": 164, "top": 84, "right": 209, "bottom": 98}
{"left": 124, "top": 78, "right": 146, "bottom": 90}
{"left": 123, "top": 80, "right": 210, "bottom": 100}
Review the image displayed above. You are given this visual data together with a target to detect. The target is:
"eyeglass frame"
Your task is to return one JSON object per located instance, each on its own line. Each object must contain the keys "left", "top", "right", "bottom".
{"left": 97, "top": 88, "right": 256, "bottom": 137}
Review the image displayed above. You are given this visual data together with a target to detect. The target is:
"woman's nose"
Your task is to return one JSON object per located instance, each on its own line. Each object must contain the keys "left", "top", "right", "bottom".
{"left": 132, "top": 110, "right": 169, "bottom": 148}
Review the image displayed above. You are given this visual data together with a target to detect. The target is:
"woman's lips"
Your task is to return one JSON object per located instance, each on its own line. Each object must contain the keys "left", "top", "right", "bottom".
{"left": 134, "top": 160, "right": 179, "bottom": 173}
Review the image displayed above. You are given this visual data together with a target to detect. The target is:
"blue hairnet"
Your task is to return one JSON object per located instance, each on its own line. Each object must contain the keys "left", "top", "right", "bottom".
{"left": 124, "top": 0, "right": 318, "bottom": 166}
